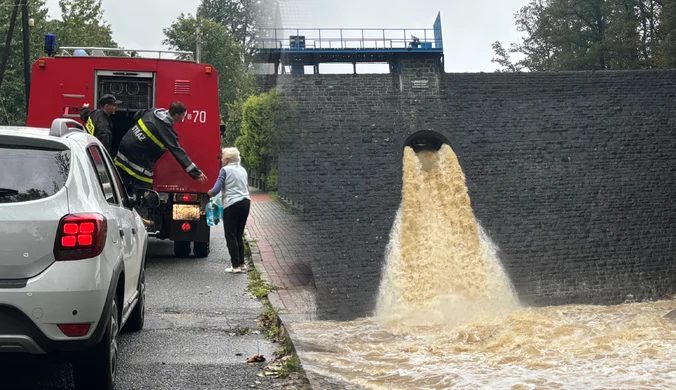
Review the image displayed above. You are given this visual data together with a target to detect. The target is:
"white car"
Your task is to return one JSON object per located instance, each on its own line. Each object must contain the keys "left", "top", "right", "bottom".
{"left": 0, "top": 119, "right": 158, "bottom": 389}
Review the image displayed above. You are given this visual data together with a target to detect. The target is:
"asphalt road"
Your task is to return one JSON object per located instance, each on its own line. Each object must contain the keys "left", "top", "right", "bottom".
{"left": 0, "top": 228, "right": 293, "bottom": 390}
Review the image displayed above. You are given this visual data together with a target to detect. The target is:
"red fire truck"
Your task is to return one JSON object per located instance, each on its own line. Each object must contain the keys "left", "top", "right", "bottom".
{"left": 26, "top": 46, "right": 221, "bottom": 258}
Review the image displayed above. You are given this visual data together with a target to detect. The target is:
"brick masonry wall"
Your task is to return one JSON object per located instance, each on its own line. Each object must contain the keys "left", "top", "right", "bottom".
{"left": 272, "top": 61, "right": 676, "bottom": 321}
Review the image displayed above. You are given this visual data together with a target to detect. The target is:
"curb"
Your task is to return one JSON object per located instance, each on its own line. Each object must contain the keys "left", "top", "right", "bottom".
{"left": 278, "top": 194, "right": 304, "bottom": 214}
{"left": 245, "top": 229, "right": 288, "bottom": 316}
{"left": 244, "top": 218, "right": 362, "bottom": 390}
{"left": 244, "top": 229, "right": 311, "bottom": 385}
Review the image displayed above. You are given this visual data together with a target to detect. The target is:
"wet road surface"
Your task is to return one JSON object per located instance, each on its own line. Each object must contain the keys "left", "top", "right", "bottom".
{"left": 0, "top": 229, "right": 290, "bottom": 389}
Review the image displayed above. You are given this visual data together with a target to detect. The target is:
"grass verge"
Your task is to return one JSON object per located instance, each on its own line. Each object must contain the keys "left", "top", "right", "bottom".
{"left": 249, "top": 266, "right": 276, "bottom": 300}
{"left": 245, "top": 240, "right": 301, "bottom": 378}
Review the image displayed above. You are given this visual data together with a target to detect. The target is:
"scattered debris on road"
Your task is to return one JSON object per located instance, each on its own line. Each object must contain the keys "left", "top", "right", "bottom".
{"left": 228, "top": 326, "right": 252, "bottom": 336}
{"left": 247, "top": 355, "right": 266, "bottom": 363}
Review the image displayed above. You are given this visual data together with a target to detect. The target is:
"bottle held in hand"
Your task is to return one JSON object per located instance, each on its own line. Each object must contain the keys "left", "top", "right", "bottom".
{"left": 206, "top": 196, "right": 223, "bottom": 227}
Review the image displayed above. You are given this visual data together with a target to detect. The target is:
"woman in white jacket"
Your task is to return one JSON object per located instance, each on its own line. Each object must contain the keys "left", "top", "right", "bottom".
{"left": 207, "top": 147, "right": 251, "bottom": 273}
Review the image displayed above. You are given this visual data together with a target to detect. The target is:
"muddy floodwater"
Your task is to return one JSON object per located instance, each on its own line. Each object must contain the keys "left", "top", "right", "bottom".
{"left": 294, "top": 301, "right": 676, "bottom": 389}
{"left": 293, "top": 145, "right": 676, "bottom": 389}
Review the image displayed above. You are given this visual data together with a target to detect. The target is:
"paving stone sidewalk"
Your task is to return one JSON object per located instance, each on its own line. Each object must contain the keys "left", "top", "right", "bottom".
{"left": 245, "top": 189, "right": 364, "bottom": 390}
{"left": 245, "top": 189, "right": 318, "bottom": 321}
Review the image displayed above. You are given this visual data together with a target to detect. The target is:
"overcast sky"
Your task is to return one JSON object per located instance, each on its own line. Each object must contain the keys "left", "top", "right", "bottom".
{"left": 44, "top": 0, "right": 529, "bottom": 73}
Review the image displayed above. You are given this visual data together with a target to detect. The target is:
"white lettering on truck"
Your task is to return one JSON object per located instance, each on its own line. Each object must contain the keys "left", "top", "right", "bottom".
{"left": 186, "top": 110, "right": 207, "bottom": 124}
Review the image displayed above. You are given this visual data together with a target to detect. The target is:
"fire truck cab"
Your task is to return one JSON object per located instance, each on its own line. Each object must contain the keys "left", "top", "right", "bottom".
{"left": 26, "top": 45, "right": 221, "bottom": 258}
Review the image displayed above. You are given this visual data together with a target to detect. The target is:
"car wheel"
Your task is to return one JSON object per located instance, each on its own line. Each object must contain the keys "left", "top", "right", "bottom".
{"left": 173, "top": 240, "right": 191, "bottom": 257}
{"left": 193, "top": 241, "right": 210, "bottom": 258}
{"left": 124, "top": 264, "right": 145, "bottom": 332}
{"left": 73, "top": 293, "right": 119, "bottom": 390}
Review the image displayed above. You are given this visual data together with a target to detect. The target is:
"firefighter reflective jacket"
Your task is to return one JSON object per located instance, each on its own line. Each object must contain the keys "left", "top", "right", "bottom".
{"left": 114, "top": 108, "right": 202, "bottom": 184}
{"left": 80, "top": 108, "right": 113, "bottom": 153}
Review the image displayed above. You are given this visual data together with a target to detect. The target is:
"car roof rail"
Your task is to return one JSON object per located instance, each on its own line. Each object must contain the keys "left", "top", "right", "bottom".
{"left": 49, "top": 118, "right": 86, "bottom": 137}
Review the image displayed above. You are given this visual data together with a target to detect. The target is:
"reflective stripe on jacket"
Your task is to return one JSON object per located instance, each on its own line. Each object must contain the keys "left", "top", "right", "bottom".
{"left": 115, "top": 108, "right": 202, "bottom": 184}
{"left": 80, "top": 108, "right": 113, "bottom": 152}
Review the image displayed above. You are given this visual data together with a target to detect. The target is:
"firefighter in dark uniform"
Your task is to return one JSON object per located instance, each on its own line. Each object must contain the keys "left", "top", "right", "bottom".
{"left": 80, "top": 94, "right": 121, "bottom": 153}
{"left": 114, "top": 101, "right": 207, "bottom": 201}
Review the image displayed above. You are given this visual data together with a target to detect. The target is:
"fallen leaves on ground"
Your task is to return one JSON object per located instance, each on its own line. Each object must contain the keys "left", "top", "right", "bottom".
{"left": 257, "top": 354, "right": 293, "bottom": 379}
{"left": 247, "top": 355, "right": 266, "bottom": 363}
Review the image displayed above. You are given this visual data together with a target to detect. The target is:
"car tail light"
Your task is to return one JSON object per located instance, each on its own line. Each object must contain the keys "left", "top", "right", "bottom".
{"left": 174, "top": 193, "right": 199, "bottom": 203}
{"left": 54, "top": 213, "right": 107, "bottom": 261}
{"left": 58, "top": 324, "right": 91, "bottom": 337}
{"left": 181, "top": 222, "right": 191, "bottom": 232}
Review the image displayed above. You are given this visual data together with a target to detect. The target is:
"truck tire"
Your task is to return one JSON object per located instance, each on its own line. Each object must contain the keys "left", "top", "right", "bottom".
{"left": 123, "top": 264, "right": 145, "bottom": 332}
{"left": 194, "top": 241, "right": 210, "bottom": 258}
{"left": 73, "top": 293, "right": 119, "bottom": 390}
{"left": 174, "top": 241, "right": 191, "bottom": 257}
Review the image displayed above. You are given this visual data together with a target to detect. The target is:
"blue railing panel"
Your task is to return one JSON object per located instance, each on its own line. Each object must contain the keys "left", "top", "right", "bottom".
{"left": 433, "top": 12, "right": 443, "bottom": 50}
{"left": 256, "top": 28, "right": 443, "bottom": 51}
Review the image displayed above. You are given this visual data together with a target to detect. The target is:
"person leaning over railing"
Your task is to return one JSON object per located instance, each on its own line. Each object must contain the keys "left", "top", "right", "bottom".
{"left": 207, "top": 147, "right": 251, "bottom": 274}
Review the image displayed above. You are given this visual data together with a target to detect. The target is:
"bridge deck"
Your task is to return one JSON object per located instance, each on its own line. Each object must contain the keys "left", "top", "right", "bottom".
{"left": 254, "top": 21, "right": 444, "bottom": 73}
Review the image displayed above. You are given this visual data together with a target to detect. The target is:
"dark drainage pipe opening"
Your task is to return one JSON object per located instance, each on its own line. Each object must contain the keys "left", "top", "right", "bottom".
{"left": 404, "top": 131, "right": 449, "bottom": 153}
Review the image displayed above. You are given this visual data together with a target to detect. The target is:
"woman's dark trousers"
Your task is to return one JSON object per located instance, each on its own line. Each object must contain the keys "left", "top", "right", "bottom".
{"left": 223, "top": 199, "right": 251, "bottom": 268}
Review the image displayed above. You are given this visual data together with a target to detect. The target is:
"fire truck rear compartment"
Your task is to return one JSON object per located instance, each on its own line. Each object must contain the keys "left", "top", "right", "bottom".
{"left": 96, "top": 72, "right": 154, "bottom": 156}
{"left": 97, "top": 73, "right": 211, "bottom": 256}
{"left": 110, "top": 111, "right": 138, "bottom": 156}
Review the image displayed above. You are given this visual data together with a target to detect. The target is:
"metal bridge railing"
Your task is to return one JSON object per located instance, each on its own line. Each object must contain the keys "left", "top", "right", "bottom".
{"left": 256, "top": 28, "right": 442, "bottom": 51}
{"left": 58, "top": 47, "right": 195, "bottom": 61}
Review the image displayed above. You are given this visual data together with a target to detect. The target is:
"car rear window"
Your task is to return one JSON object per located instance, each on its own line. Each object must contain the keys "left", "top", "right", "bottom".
{"left": 0, "top": 145, "right": 71, "bottom": 203}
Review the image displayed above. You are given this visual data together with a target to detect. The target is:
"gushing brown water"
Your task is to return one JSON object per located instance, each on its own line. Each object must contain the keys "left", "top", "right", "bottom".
{"left": 292, "top": 145, "right": 676, "bottom": 389}
{"left": 376, "top": 145, "right": 520, "bottom": 329}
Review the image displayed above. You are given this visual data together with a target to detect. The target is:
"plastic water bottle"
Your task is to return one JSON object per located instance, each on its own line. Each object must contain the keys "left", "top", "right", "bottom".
{"left": 206, "top": 196, "right": 223, "bottom": 227}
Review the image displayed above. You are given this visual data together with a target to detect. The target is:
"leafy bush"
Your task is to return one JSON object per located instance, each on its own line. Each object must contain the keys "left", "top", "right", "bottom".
{"left": 266, "top": 163, "right": 278, "bottom": 191}
{"left": 235, "top": 89, "right": 283, "bottom": 173}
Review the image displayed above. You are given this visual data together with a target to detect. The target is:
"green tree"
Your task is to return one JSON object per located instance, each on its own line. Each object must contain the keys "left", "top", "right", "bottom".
{"left": 493, "top": 0, "right": 664, "bottom": 71}
{"left": 490, "top": 42, "right": 524, "bottom": 72}
{"left": 223, "top": 97, "right": 246, "bottom": 146}
{"left": 196, "top": 0, "right": 276, "bottom": 55}
{"left": 235, "top": 89, "right": 283, "bottom": 174}
{"left": 163, "top": 14, "right": 258, "bottom": 120}
{"left": 52, "top": 0, "right": 117, "bottom": 48}
{"left": 656, "top": 0, "right": 676, "bottom": 67}
{"left": 0, "top": 0, "right": 117, "bottom": 125}
{"left": 0, "top": 0, "right": 50, "bottom": 124}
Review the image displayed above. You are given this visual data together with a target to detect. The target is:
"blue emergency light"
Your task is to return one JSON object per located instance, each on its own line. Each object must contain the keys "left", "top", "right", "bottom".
{"left": 44, "top": 34, "right": 56, "bottom": 57}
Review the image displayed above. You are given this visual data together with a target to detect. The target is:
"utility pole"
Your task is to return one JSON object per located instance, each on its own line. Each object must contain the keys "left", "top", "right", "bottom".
{"left": 196, "top": 19, "right": 202, "bottom": 64}
{"left": 0, "top": 0, "right": 22, "bottom": 91}
{"left": 21, "top": 0, "right": 31, "bottom": 111}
